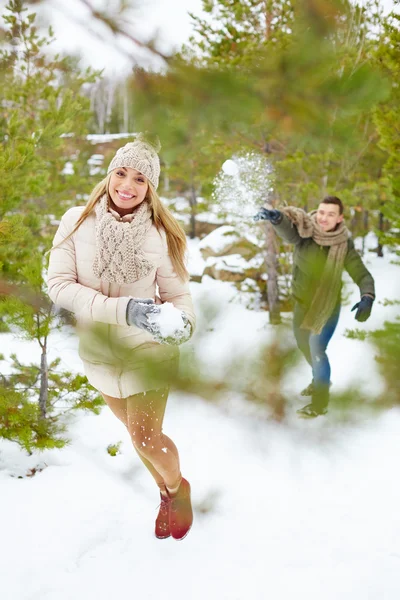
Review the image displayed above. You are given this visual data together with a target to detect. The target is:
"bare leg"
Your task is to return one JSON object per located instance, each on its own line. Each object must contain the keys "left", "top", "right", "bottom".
{"left": 126, "top": 388, "right": 182, "bottom": 492}
{"left": 102, "top": 393, "right": 168, "bottom": 493}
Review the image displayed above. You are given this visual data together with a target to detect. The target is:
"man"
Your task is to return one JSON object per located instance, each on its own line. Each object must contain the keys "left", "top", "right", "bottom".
{"left": 254, "top": 196, "right": 375, "bottom": 418}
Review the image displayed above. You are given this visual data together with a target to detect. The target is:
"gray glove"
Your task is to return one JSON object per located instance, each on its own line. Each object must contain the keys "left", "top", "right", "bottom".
{"left": 153, "top": 311, "right": 192, "bottom": 346}
{"left": 126, "top": 298, "right": 161, "bottom": 334}
{"left": 253, "top": 207, "right": 282, "bottom": 223}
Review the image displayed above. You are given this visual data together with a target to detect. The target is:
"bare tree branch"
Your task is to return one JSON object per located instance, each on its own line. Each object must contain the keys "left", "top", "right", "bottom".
{"left": 45, "top": 0, "right": 172, "bottom": 66}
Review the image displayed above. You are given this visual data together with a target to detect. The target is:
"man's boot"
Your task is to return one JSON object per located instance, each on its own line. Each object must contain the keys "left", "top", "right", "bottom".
{"left": 300, "top": 381, "right": 314, "bottom": 396}
{"left": 297, "top": 384, "right": 329, "bottom": 418}
{"left": 300, "top": 380, "right": 332, "bottom": 397}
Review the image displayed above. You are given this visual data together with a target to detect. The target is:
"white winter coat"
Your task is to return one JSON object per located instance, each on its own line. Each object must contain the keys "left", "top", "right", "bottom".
{"left": 47, "top": 206, "right": 195, "bottom": 398}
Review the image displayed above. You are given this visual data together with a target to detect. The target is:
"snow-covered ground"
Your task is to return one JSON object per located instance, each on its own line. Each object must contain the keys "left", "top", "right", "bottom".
{"left": 1, "top": 240, "right": 400, "bottom": 600}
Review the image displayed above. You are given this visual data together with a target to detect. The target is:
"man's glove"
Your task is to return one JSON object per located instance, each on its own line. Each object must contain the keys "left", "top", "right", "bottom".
{"left": 153, "top": 312, "right": 192, "bottom": 346}
{"left": 126, "top": 298, "right": 161, "bottom": 334}
{"left": 253, "top": 207, "right": 282, "bottom": 224}
{"left": 351, "top": 296, "right": 374, "bottom": 322}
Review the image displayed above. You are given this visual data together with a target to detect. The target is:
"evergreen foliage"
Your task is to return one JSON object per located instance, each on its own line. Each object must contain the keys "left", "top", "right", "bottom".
{"left": 0, "top": 0, "right": 398, "bottom": 442}
{"left": 107, "top": 441, "right": 122, "bottom": 457}
{"left": 0, "top": 1, "right": 103, "bottom": 453}
{"left": 373, "top": 1, "right": 400, "bottom": 252}
{"left": 0, "top": 353, "right": 103, "bottom": 454}
{"left": 370, "top": 320, "right": 400, "bottom": 406}
{"left": 130, "top": 0, "right": 390, "bottom": 320}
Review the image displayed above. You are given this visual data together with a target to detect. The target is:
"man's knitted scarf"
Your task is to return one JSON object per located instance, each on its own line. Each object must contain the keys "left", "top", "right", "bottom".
{"left": 92, "top": 194, "right": 154, "bottom": 284}
{"left": 281, "top": 207, "right": 349, "bottom": 334}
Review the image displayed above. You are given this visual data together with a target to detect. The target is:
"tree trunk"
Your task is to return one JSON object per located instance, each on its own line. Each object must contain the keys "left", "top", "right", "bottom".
{"left": 261, "top": 145, "right": 281, "bottom": 324}
{"left": 106, "top": 79, "right": 116, "bottom": 134}
{"left": 363, "top": 209, "right": 369, "bottom": 231}
{"left": 361, "top": 209, "right": 369, "bottom": 256}
{"left": 189, "top": 182, "right": 197, "bottom": 240}
{"left": 163, "top": 162, "right": 170, "bottom": 193}
{"left": 321, "top": 173, "right": 328, "bottom": 196}
{"left": 263, "top": 222, "right": 281, "bottom": 324}
{"left": 123, "top": 83, "right": 129, "bottom": 133}
{"left": 39, "top": 341, "right": 48, "bottom": 419}
{"left": 265, "top": 1, "right": 273, "bottom": 40}
{"left": 377, "top": 211, "right": 384, "bottom": 257}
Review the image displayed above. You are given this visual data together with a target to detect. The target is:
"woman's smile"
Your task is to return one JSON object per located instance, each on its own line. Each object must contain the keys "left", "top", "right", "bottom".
{"left": 117, "top": 190, "right": 135, "bottom": 201}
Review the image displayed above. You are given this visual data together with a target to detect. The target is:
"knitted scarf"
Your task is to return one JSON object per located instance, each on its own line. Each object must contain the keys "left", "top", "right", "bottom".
{"left": 92, "top": 195, "right": 154, "bottom": 284}
{"left": 281, "top": 207, "right": 349, "bottom": 334}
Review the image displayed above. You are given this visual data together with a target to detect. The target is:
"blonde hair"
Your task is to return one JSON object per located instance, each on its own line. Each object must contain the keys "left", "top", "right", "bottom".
{"left": 49, "top": 174, "right": 190, "bottom": 282}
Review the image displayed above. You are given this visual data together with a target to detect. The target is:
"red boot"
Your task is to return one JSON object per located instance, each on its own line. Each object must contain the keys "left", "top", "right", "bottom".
{"left": 155, "top": 493, "right": 171, "bottom": 539}
{"left": 169, "top": 478, "right": 193, "bottom": 541}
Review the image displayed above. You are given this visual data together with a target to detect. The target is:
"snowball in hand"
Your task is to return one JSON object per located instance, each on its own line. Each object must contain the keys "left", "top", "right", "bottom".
{"left": 146, "top": 302, "right": 185, "bottom": 337}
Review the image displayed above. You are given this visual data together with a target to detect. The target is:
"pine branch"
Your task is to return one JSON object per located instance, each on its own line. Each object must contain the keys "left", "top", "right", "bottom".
{"left": 0, "top": 279, "right": 49, "bottom": 311}
{"left": 54, "top": 0, "right": 172, "bottom": 65}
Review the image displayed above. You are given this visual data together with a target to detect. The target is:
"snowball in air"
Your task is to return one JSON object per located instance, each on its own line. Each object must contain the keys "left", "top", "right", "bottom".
{"left": 222, "top": 159, "right": 239, "bottom": 176}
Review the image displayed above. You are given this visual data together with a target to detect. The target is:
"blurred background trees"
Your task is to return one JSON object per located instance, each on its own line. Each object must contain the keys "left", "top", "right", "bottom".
{"left": 1, "top": 0, "right": 399, "bottom": 450}
{"left": 127, "top": 0, "right": 393, "bottom": 319}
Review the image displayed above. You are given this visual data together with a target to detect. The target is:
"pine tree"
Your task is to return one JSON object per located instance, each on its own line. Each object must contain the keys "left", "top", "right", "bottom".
{"left": 0, "top": 1, "right": 103, "bottom": 452}
{"left": 271, "top": 1, "right": 391, "bottom": 259}
{"left": 131, "top": 0, "right": 388, "bottom": 321}
{"left": 188, "top": 0, "right": 294, "bottom": 66}
{"left": 373, "top": 2, "right": 400, "bottom": 253}
{"left": 185, "top": 0, "right": 296, "bottom": 322}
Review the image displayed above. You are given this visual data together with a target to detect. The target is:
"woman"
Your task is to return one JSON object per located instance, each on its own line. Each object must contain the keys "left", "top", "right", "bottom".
{"left": 47, "top": 135, "right": 196, "bottom": 541}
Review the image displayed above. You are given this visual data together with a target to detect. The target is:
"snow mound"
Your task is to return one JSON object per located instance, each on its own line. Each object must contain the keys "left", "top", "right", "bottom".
{"left": 198, "top": 226, "right": 239, "bottom": 255}
{"left": 147, "top": 302, "right": 185, "bottom": 337}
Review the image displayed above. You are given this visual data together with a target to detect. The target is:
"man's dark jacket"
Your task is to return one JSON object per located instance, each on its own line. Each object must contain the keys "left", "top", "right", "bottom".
{"left": 272, "top": 214, "right": 375, "bottom": 308}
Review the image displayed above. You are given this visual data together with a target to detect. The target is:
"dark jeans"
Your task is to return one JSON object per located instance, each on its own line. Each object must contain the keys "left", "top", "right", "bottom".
{"left": 293, "top": 302, "right": 340, "bottom": 405}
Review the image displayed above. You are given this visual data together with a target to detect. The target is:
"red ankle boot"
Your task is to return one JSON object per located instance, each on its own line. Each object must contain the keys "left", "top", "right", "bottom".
{"left": 155, "top": 493, "right": 171, "bottom": 539}
{"left": 169, "top": 478, "right": 193, "bottom": 541}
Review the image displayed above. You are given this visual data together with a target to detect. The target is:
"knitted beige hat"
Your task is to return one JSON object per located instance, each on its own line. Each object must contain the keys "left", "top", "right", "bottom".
{"left": 107, "top": 133, "right": 161, "bottom": 189}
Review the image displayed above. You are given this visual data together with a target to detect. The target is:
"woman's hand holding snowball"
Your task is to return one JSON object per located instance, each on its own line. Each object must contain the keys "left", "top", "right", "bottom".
{"left": 147, "top": 302, "right": 192, "bottom": 346}
{"left": 126, "top": 298, "right": 162, "bottom": 335}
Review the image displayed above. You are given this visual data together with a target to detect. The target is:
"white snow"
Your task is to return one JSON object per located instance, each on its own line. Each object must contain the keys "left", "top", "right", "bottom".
{"left": 205, "top": 253, "right": 265, "bottom": 272}
{"left": 1, "top": 239, "right": 400, "bottom": 600}
{"left": 86, "top": 133, "right": 137, "bottom": 143}
{"left": 147, "top": 301, "right": 185, "bottom": 337}
{"left": 195, "top": 211, "right": 225, "bottom": 224}
{"left": 61, "top": 161, "right": 74, "bottom": 175}
{"left": 162, "top": 196, "right": 190, "bottom": 211}
{"left": 198, "top": 225, "right": 239, "bottom": 254}
{"left": 186, "top": 237, "right": 206, "bottom": 276}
